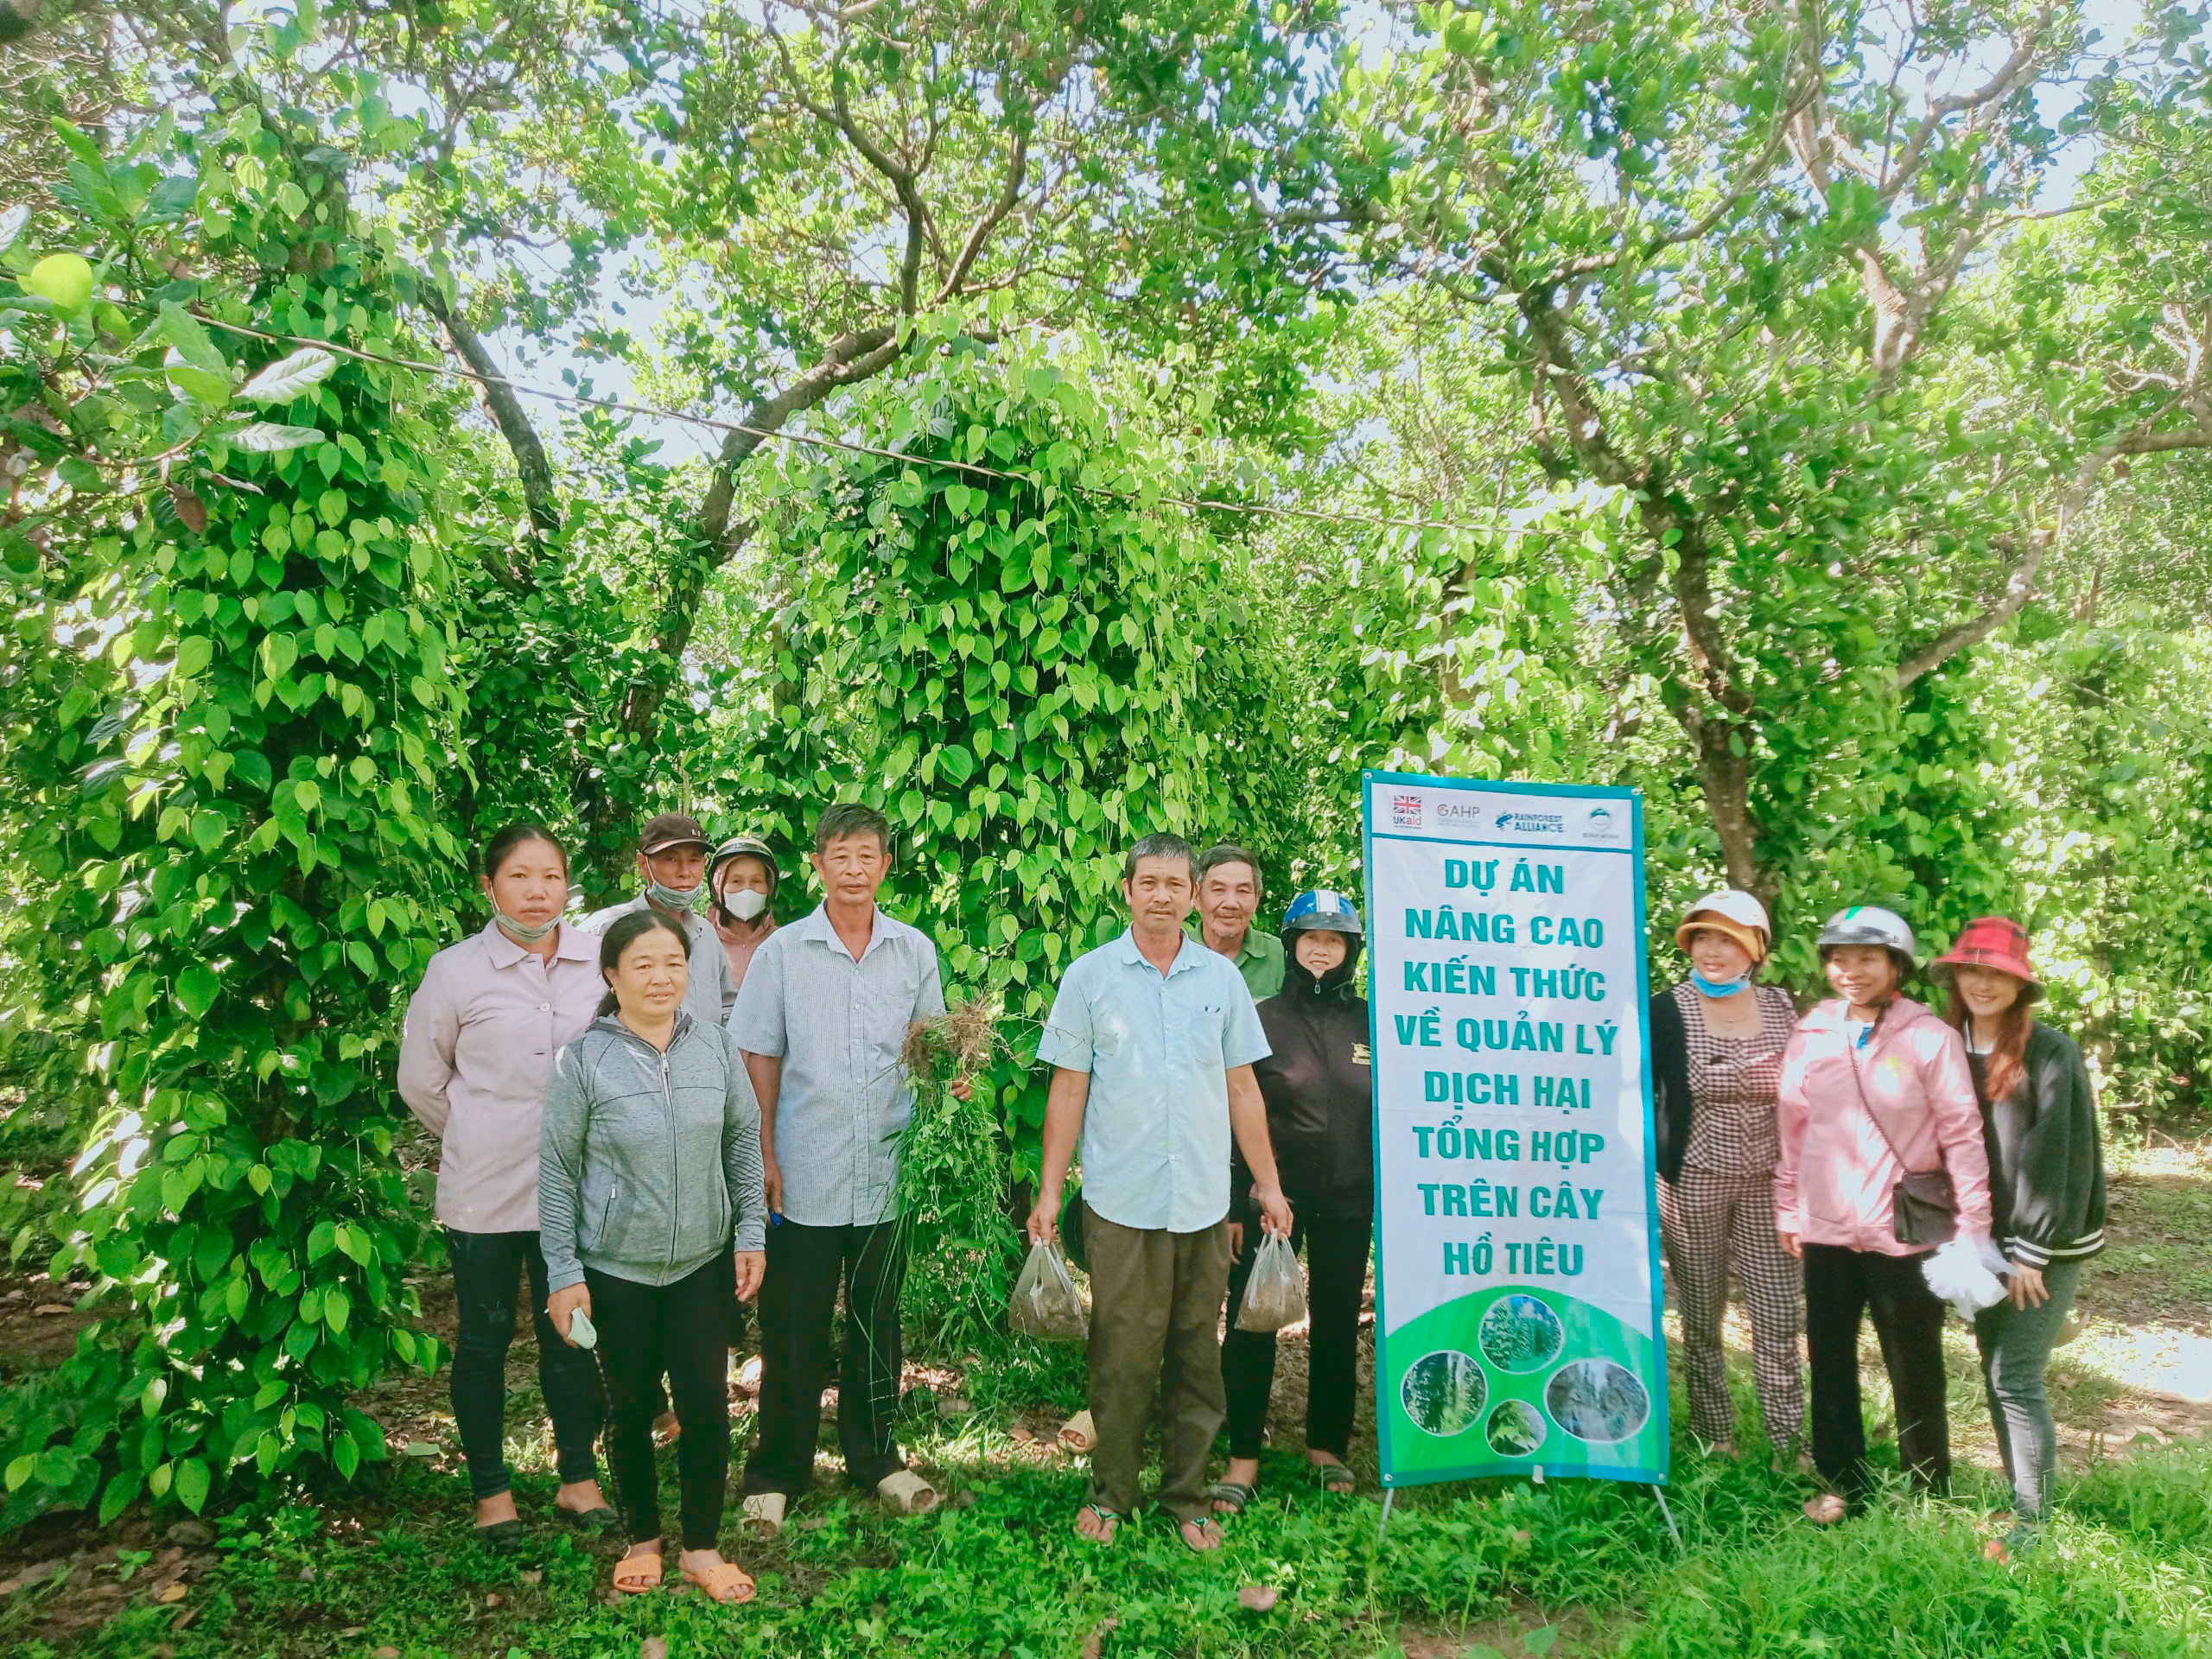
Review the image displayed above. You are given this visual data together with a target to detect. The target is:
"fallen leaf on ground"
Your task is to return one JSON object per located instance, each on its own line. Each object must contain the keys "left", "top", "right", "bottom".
{"left": 154, "top": 1582, "right": 188, "bottom": 1604}
{"left": 483, "top": 1592, "right": 505, "bottom": 1607}
{"left": 1078, "top": 1616, "right": 1119, "bottom": 1659}
{"left": 33, "top": 1302, "right": 72, "bottom": 1316}
{"left": 520, "top": 1568, "right": 543, "bottom": 1584}
{"left": 1238, "top": 1584, "right": 1280, "bottom": 1612}
{"left": 0, "top": 1560, "right": 67, "bottom": 1595}
{"left": 374, "top": 1647, "right": 400, "bottom": 1657}
{"left": 640, "top": 1639, "right": 670, "bottom": 1659}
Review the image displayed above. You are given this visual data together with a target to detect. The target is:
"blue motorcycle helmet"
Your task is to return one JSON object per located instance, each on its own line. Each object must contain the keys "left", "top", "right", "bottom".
{"left": 1281, "top": 888, "right": 1363, "bottom": 939}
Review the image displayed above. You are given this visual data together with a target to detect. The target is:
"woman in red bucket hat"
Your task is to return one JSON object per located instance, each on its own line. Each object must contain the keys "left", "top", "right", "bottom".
{"left": 1933, "top": 918, "right": 2107, "bottom": 1560}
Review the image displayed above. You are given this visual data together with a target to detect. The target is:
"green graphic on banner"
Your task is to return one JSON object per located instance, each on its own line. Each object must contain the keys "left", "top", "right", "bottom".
{"left": 1362, "top": 772, "right": 1668, "bottom": 1488}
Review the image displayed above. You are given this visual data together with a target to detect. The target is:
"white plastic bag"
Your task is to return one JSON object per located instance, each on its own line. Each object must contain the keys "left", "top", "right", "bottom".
{"left": 1010, "top": 1238, "right": 1089, "bottom": 1340}
{"left": 1922, "top": 1234, "right": 2009, "bottom": 1320}
{"left": 1235, "top": 1231, "right": 1309, "bottom": 1332}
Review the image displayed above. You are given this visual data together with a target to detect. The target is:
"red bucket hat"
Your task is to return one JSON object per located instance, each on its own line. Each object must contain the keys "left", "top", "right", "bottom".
{"left": 1931, "top": 917, "right": 2042, "bottom": 1001}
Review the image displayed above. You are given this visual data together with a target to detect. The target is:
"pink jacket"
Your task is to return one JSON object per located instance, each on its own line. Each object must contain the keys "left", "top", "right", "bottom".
{"left": 1775, "top": 995, "right": 1993, "bottom": 1255}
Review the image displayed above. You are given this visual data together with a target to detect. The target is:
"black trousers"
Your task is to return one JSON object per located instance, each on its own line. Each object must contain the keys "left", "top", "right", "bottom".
{"left": 1803, "top": 1243, "right": 1950, "bottom": 1500}
{"left": 743, "top": 1218, "right": 907, "bottom": 1497}
{"left": 586, "top": 1256, "right": 732, "bottom": 1549}
{"left": 1222, "top": 1211, "right": 1371, "bottom": 1461}
{"left": 446, "top": 1229, "right": 601, "bottom": 1501}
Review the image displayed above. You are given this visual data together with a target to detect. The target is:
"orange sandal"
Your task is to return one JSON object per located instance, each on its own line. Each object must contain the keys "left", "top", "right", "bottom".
{"left": 612, "top": 1549, "right": 664, "bottom": 1595}
{"left": 681, "top": 1557, "right": 755, "bottom": 1605}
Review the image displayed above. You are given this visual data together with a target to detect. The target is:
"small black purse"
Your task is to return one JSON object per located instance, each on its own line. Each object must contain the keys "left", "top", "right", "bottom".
{"left": 1848, "top": 1038, "right": 1957, "bottom": 1248}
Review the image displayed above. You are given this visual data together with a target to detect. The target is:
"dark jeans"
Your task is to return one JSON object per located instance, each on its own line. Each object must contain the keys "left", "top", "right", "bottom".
{"left": 1974, "top": 1256, "right": 2085, "bottom": 1521}
{"left": 1804, "top": 1243, "right": 1950, "bottom": 1500}
{"left": 587, "top": 1257, "right": 733, "bottom": 1549}
{"left": 446, "top": 1229, "right": 601, "bottom": 1501}
{"left": 1084, "top": 1205, "right": 1231, "bottom": 1525}
{"left": 1223, "top": 1211, "right": 1370, "bottom": 1460}
{"left": 742, "top": 1219, "right": 908, "bottom": 1497}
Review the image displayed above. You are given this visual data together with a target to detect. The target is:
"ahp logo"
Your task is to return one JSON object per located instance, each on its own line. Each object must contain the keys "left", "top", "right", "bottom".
{"left": 1391, "top": 793, "right": 1423, "bottom": 829}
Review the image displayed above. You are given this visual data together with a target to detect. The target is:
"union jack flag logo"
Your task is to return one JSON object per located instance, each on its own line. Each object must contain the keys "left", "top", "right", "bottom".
{"left": 1391, "top": 794, "right": 1422, "bottom": 828}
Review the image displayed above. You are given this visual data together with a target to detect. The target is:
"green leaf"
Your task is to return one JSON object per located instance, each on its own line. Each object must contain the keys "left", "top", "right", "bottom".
{"left": 324, "top": 1286, "right": 351, "bottom": 1334}
{"left": 237, "top": 347, "right": 337, "bottom": 404}
{"left": 173, "top": 1457, "right": 211, "bottom": 1514}
{"left": 226, "top": 421, "right": 327, "bottom": 453}
{"left": 177, "top": 966, "right": 219, "bottom": 1019}
{"left": 160, "top": 300, "right": 226, "bottom": 373}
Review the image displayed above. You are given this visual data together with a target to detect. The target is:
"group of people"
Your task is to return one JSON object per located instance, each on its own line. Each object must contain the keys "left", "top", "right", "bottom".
{"left": 398, "top": 810, "right": 1373, "bottom": 1596}
{"left": 1652, "top": 893, "right": 2106, "bottom": 1557}
{"left": 397, "top": 801, "right": 2104, "bottom": 1599}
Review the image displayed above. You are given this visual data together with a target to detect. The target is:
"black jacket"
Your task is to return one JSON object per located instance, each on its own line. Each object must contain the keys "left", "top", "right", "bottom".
{"left": 1233, "top": 956, "right": 1373, "bottom": 1218}
{"left": 1649, "top": 990, "right": 1693, "bottom": 1184}
{"left": 1973, "top": 1020, "right": 2107, "bottom": 1268}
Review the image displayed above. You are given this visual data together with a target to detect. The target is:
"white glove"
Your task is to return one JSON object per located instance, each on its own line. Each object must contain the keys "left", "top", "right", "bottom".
{"left": 1922, "top": 1234, "right": 2007, "bottom": 1320}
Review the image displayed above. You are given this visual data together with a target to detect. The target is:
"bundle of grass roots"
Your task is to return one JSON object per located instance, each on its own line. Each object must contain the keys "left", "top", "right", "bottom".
{"left": 893, "top": 995, "right": 1014, "bottom": 1351}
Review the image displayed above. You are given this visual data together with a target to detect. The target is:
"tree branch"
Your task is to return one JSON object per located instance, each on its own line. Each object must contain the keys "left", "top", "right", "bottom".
{"left": 931, "top": 120, "right": 1028, "bottom": 305}
{"left": 422, "top": 286, "right": 558, "bottom": 571}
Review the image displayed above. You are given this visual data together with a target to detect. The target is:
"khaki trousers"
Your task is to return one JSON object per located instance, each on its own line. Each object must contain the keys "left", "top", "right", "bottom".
{"left": 1083, "top": 1204, "right": 1231, "bottom": 1524}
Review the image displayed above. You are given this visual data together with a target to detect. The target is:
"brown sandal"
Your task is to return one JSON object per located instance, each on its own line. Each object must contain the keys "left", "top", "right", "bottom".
{"left": 681, "top": 1558, "right": 755, "bottom": 1605}
{"left": 613, "top": 1549, "right": 664, "bottom": 1595}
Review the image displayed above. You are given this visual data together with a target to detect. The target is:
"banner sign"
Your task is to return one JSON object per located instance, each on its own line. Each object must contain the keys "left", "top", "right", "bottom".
{"left": 1363, "top": 772, "right": 1668, "bottom": 1487}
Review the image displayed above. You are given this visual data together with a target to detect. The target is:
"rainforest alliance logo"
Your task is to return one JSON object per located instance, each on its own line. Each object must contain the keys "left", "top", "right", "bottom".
{"left": 1492, "top": 810, "right": 1566, "bottom": 835}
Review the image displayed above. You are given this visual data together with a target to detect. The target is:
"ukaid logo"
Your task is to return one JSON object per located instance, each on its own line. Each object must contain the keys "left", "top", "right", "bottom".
{"left": 1493, "top": 810, "right": 1566, "bottom": 835}
{"left": 1391, "top": 794, "right": 1424, "bottom": 829}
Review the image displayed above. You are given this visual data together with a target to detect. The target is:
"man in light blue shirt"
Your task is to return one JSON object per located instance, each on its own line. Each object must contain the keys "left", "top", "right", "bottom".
{"left": 1029, "top": 833, "right": 1294, "bottom": 1550}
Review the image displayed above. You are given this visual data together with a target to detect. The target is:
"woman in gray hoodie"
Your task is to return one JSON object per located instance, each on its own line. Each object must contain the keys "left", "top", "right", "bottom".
{"left": 541, "top": 909, "right": 767, "bottom": 1604}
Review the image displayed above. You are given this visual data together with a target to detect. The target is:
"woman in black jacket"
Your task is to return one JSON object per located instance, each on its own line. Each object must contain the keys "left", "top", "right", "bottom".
{"left": 1933, "top": 918, "right": 2106, "bottom": 1558}
{"left": 1649, "top": 889, "right": 1804, "bottom": 1463}
{"left": 1210, "top": 890, "right": 1371, "bottom": 1510}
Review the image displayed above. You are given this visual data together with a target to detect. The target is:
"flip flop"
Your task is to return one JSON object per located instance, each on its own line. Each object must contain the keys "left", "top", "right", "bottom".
{"left": 556, "top": 1504, "right": 620, "bottom": 1533}
{"left": 1074, "top": 1501, "right": 1122, "bottom": 1543}
{"left": 612, "top": 1549, "right": 664, "bottom": 1595}
{"left": 681, "top": 1558, "right": 756, "bottom": 1605}
{"left": 1172, "top": 1512, "right": 1225, "bottom": 1552}
{"left": 474, "top": 1518, "right": 523, "bottom": 1555}
{"left": 1205, "top": 1481, "right": 1254, "bottom": 1516}
{"left": 1313, "top": 1462, "right": 1356, "bottom": 1495}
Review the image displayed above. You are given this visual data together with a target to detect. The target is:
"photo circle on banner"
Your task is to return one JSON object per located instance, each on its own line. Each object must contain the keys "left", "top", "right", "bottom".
{"left": 1544, "top": 1358, "right": 1652, "bottom": 1445}
{"left": 1484, "top": 1399, "right": 1547, "bottom": 1458}
{"left": 1478, "top": 1294, "right": 1564, "bottom": 1373}
{"left": 1400, "top": 1350, "right": 1487, "bottom": 1438}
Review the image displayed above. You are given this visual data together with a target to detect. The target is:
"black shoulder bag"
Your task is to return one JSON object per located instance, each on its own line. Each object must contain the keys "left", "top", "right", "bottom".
{"left": 1847, "top": 1020, "right": 1957, "bottom": 1248}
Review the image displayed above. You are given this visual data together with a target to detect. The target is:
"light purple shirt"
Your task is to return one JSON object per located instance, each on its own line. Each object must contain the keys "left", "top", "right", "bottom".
{"left": 398, "top": 920, "right": 604, "bottom": 1234}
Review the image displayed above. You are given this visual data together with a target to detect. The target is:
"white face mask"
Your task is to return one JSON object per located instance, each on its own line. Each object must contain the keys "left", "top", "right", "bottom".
{"left": 725, "top": 888, "right": 769, "bottom": 922}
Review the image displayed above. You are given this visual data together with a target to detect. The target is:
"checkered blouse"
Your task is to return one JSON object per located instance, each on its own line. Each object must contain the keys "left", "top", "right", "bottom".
{"left": 1672, "top": 982, "right": 1798, "bottom": 1175}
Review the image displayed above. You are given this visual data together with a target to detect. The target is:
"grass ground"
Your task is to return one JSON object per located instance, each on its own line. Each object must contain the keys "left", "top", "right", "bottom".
{"left": 0, "top": 1136, "right": 2206, "bottom": 1658}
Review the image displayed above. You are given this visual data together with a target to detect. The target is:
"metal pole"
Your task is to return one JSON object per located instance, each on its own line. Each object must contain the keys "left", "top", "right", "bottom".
{"left": 1375, "top": 1487, "right": 1396, "bottom": 1543}
{"left": 1649, "top": 1484, "right": 1683, "bottom": 1554}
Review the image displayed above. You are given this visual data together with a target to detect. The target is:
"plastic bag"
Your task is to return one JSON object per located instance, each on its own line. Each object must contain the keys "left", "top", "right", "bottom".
{"left": 1009, "top": 1238, "right": 1089, "bottom": 1340}
{"left": 1235, "top": 1231, "right": 1308, "bottom": 1332}
{"left": 1922, "top": 1234, "right": 2009, "bottom": 1321}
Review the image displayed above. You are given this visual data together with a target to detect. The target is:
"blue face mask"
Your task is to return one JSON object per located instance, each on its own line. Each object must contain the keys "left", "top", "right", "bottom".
{"left": 1690, "top": 969, "right": 1751, "bottom": 998}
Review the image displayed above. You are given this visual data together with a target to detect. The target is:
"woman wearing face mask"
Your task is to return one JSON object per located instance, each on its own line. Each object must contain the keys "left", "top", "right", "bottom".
{"left": 1777, "top": 906, "right": 1993, "bottom": 1523}
{"left": 707, "top": 835, "right": 780, "bottom": 999}
{"left": 1210, "top": 890, "right": 1371, "bottom": 1513}
{"left": 397, "top": 824, "right": 615, "bottom": 1551}
{"left": 540, "top": 910, "right": 769, "bottom": 1604}
{"left": 1648, "top": 890, "right": 1804, "bottom": 1464}
{"left": 1931, "top": 918, "right": 2105, "bottom": 1560}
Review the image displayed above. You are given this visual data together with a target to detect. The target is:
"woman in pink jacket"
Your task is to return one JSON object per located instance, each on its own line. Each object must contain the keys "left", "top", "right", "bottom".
{"left": 1776, "top": 906, "right": 1993, "bottom": 1524}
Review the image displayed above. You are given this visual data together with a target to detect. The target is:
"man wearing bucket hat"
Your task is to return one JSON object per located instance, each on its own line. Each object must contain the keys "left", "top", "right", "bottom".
{"left": 1648, "top": 889, "right": 1804, "bottom": 1464}
{"left": 582, "top": 811, "right": 738, "bottom": 1033}
{"left": 1777, "top": 905, "right": 1992, "bottom": 1523}
{"left": 707, "top": 834, "right": 782, "bottom": 1001}
{"left": 1931, "top": 918, "right": 2106, "bottom": 1559}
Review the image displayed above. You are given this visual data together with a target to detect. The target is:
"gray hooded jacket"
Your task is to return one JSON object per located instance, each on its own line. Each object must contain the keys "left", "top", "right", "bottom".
{"left": 539, "top": 1012, "right": 766, "bottom": 1293}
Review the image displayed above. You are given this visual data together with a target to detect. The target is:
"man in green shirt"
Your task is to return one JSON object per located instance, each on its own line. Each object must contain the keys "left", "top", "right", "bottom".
{"left": 1192, "top": 844, "right": 1284, "bottom": 1000}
